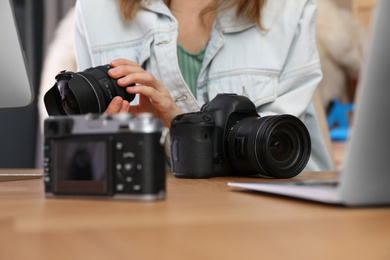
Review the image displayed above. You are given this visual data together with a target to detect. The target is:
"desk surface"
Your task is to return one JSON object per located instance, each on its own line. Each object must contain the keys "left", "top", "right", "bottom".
{"left": 0, "top": 169, "right": 389, "bottom": 260}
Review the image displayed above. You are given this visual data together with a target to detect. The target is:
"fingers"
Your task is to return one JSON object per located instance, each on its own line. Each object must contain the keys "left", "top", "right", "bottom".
{"left": 105, "top": 96, "right": 130, "bottom": 114}
{"left": 119, "top": 99, "right": 130, "bottom": 112}
{"left": 110, "top": 58, "right": 138, "bottom": 67}
{"left": 108, "top": 61, "right": 159, "bottom": 90}
{"left": 108, "top": 67, "right": 142, "bottom": 85}
{"left": 108, "top": 59, "right": 142, "bottom": 79}
{"left": 106, "top": 59, "right": 183, "bottom": 127}
{"left": 127, "top": 86, "right": 183, "bottom": 127}
{"left": 125, "top": 84, "right": 162, "bottom": 101}
{"left": 128, "top": 95, "right": 154, "bottom": 115}
{"left": 121, "top": 73, "right": 164, "bottom": 91}
{"left": 108, "top": 64, "right": 144, "bottom": 79}
{"left": 108, "top": 60, "right": 164, "bottom": 92}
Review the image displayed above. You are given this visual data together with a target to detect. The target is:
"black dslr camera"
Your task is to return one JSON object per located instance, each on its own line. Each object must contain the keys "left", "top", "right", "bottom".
{"left": 44, "top": 64, "right": 135, "bottom": 116}
{"left": 43, "top": 113, "right": 166, "bottom": 200}
{"left": 170, "top": 94, "right": 311, "bottom": 179}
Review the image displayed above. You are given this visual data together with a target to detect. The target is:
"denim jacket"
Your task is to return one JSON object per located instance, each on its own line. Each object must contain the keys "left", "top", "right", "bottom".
{"left": 74, "top": 0, "right": 333, "bottom": 171}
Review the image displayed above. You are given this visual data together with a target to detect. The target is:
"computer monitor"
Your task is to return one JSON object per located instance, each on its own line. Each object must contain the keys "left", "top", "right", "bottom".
{"left": 0, "top": 0, "right": 34, "bottom": 109}
{"left": 0, "top": 0, "right": 40, "bottom": 178}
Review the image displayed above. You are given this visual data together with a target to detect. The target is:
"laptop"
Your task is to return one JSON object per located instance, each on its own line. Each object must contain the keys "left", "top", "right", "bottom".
{"left": 0, "top": 0, "right": 41, "bottom": 181}
{"left": 0, "top": 0, "right": 34, "bottom": 108}
{"left": 228, "top": 0, "right": 390, "bottom": 207}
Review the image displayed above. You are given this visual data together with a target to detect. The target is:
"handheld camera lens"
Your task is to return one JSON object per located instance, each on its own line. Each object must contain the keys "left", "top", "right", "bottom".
{"left": 44, "top": 65, "right": 135, "bottom": 116}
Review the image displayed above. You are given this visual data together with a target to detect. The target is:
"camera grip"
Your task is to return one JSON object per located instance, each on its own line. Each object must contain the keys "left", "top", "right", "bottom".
{"left": 170, "top": 124, "right": 215, "bottom": 178}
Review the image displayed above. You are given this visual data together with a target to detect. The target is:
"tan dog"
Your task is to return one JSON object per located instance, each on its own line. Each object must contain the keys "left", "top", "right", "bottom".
{"left": 316, "top": 0, "right": 366, "bottom": 109}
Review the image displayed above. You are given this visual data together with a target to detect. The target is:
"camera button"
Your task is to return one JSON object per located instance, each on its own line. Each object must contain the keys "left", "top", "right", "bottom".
{"left": 116, "top": 142, "right": 123, "bottom": 150}
{"left": 116, "top": 163, "right": 122, "bottom": 171}
{"left": 123, "top": 152, "right": 135, "bottom": 159}
{"left": 116, "top": 183, "right": 124, "bottom": 191}
{"left": 203, "top": 115, "right": 212, "bottom": 121}
{"left": 124, "top": 163, "right": 133, "bottom": 172}
{"left": 213, "top": 153, "right": 222, "bottom": 164}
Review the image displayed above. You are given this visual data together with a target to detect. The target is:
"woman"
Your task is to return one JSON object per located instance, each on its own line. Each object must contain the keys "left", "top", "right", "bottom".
{"left": 74, "top": 0, "right": 333, "bottom": 171}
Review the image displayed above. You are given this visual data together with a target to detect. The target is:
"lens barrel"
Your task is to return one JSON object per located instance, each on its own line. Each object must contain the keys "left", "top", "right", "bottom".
{"left": 227, "top": 115, "right": 311, "bottom": 178}
{"left": 44, "top": 64, "right": 135, "bottom": 116}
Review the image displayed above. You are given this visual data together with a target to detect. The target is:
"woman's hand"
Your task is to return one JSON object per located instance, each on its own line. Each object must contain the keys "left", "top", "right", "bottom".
{"left": 105, "top": 58, "right": 183, "bottom": 127}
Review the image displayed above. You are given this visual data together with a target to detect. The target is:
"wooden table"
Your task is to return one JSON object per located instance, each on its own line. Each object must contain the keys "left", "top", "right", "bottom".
{"left": 0, "top": 169, "right": 389, "bottom": 260}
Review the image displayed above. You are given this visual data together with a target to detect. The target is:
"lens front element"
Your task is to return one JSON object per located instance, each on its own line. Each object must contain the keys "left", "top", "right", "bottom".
{"left": 269, "top": 129, "right": 295, "bottom": 163}
{"left": 57, "top": 79, "right": 81, "bottom": 115}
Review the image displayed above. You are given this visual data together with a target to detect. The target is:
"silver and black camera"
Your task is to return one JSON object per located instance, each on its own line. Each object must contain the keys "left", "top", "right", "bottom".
{"left": 170, "top": 94, "right": 311, "bottom": 179}
{"left": 43, "top": 113, "right": 166, "bottom": 201}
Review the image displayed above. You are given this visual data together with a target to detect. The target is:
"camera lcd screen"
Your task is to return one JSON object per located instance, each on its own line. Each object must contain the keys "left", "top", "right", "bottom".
{"left": 53, "top": 139, "right": 108, "bottom": 195}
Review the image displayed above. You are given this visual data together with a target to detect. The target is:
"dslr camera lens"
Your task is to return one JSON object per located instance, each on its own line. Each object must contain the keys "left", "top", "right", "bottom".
{"left": 227, "top": 115, "right": 311, "bottom": 178}
{"left": 44, "top": 64, "right": 135, "bottom": 116}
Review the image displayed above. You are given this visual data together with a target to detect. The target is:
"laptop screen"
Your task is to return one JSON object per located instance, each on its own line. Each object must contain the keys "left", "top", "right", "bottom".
{"left": 339, "top": 0, "right": 390, "bottom": 204}
{"left": 0, "top": 0, "right": 34, "bottom": 109}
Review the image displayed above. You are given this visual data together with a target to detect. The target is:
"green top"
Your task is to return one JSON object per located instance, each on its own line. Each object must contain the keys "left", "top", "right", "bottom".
{"left": 177, "top": 43, "right": 208, "bottom": 99}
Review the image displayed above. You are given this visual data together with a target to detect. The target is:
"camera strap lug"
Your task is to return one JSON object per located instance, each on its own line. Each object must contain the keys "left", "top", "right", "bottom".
{"left": 160, "top": 127, "right": 169, "bottom": 146}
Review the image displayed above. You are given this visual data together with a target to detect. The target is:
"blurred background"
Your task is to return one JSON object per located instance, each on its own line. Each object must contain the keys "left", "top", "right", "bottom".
{"left": 0, "top": 0, "right": 377, "bottom": 169}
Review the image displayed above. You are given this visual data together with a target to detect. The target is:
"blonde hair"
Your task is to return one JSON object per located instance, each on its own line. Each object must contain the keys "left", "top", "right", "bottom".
{"left": 118, "top": 0, "right": 266, "bottom": 29}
